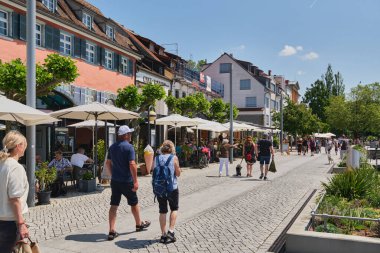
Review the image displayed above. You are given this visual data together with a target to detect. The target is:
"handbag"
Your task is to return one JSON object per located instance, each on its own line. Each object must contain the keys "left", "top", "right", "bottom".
{"left": 269, "top": 159, "right": 277, "bottom": 173}
{"left": 245, "top": 145, "right": 255, "bottom": 162}
{"left": 14, "top": 237, "right": 40, "bottom": 253}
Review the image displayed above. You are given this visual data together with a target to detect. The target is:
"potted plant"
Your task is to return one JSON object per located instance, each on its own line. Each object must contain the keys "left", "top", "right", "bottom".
{"left": 35, "top": 162, "right": 57, "bottom": 205}
{"left": 78, "top": 171, "right": 96, "bottom": 192}
{"left": 181, "top": 145, "right": 192, "bottom": 167}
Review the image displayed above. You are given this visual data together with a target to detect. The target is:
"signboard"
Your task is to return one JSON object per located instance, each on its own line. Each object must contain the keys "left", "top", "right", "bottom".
{"left": 136, "top": 70, "right": 170, "bottom": 87}
{"left": 206, "top": 76, "right": 212, "bottom": 92}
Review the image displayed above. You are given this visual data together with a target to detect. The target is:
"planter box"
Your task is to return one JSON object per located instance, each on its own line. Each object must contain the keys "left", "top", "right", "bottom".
{"left": 286, "top": 191, "right": 380, "bottom": 253}
{"left": 79, "top": 179, "right": 96, "bottom": 192}
{"left": 37, "top": 191, "right": 51, "bottom": 205}
{"left": 331, "top": 166, "right": 346, "bottom": 174}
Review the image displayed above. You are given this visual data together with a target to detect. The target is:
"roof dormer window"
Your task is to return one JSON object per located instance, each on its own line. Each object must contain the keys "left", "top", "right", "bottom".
{"left": 42, "top": 0, "right": 56, "bottom": 12}
{"left": 106, "top": 25, "right": 114, "bottom": 40}
{"left": 82, "top": 12, "right": 92, "bottom": 29}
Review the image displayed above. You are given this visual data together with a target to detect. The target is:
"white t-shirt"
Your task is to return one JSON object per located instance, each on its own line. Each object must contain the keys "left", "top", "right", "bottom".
{"left": 71, "top": 153, "right": 89, "bottom": 168}
{"left": 0, "top": 158, "right": 29, "bottom": 221}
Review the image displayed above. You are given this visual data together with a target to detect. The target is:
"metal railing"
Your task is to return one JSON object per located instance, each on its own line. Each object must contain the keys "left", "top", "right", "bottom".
{"left": 310, "top": 192, "right": 380, "bottom": 232}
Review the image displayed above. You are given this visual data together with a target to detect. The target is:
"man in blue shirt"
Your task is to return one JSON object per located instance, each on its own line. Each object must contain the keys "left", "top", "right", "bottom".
{"left": 106, "top": 125, "right": 151, "bottom": 240}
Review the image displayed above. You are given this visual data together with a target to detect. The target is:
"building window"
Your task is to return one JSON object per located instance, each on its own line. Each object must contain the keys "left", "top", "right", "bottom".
{"left": 106, "top": 25, "right": 114, "bottom": 39}
{"left": 246, "top": 97, "right": 257, "bottom": 107}
{"left": 36, "top": 24, "right": 42, "bottom": 46}
{"left": 85, "top": 42, "right": 95, "bottom": 63}
{"left": 121, "top": 57, "right": 131, "bottom": 75}
{"left": 220, "top": 63, "right": 231, "bottom": 73}
{"left": 0, "top": 10, "right": 8, "bottom": 36}
{"left": 182, "top": 92, "right": 186, "bottom": 98}
{"left": 271, "top": 83, "right": 276, "bottom": 91}
{"left": 175, "top": 90, "right": 179, "bottom": 98}
{"left": 82, "top": 12, "right": 92, "bottom": 29}
{"left": 60, "top": 32, "right": 72, "bottom": 55}
{"left": 105, "top": 50, "right": 113, "bottom": 69}
{"left": 240, "top": 79, "right": 251, "bottom": 90}
{"left": 266, "top": 115, "right": 270, "bottom": 126}
{"left": 271, "top": 99, "right": 276, "bottom": 109}
{"left": 42, "top": 0, "right": 56, "bottom": 12}
{"left": 265, "top": 97, "right": 269, "bottom": 108}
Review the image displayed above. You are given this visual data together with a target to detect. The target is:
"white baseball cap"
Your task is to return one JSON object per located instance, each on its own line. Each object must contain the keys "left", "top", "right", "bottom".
{"left": 118, "top": 125, "right": 134, "bottom": 135}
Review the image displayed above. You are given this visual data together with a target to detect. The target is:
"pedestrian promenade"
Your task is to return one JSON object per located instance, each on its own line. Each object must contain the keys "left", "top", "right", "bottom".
{"left": 35, "top": 152, "right": 334, "bottom": 252}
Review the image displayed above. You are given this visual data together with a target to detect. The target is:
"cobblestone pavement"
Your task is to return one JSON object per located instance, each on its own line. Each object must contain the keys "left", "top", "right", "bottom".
{"left": 38, "top": 152, "right": 334, "bottom": 252}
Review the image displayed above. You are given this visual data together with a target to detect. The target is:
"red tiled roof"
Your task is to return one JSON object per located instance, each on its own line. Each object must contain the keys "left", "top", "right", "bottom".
{"left": 71, "top": 0, "right": 103, "bottom": 16}
{"left": 123, "top": 28, "right": 162, "bottom": 62}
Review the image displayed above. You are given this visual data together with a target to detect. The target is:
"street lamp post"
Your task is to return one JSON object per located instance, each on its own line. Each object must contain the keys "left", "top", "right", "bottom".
{"left": 280, "top": 88, "right": 284, "bottom": 154}
{"left": 147, "top": 105, "right": 157, "bottom": 147}
{"left": 26, "top": 0, "right": 36, "bottom": 207}
{"left": 220, "top": 63, "right": 233, "bottom": 163}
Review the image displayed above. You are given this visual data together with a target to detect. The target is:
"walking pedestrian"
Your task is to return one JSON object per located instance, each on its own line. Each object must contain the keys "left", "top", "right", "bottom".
{"left": 334, "top": 139, "right": 339, "bottom": 155}
{"left": 153, "top": 140, "right": 181, "bottom": 244}
{"left": 297, "top": 138, "right": 302, "bottom": 155}
{"left": 243, "top": 136, "right": 257, "bottom": 177}
{"left": 257, "top": 134, "right": 274, "bottom": 180}
{"left": 0, "top": 131, "right": 29, "bottom": 253}
{"left": 302, "top": 138, "right": 308, "bottom": 155}
{"left": 310, "top": 137, "right": 316, "bottom": 156}
{"left": 340, "top": 135, "right": 348, "bottom": 159}
{"left": 218, "top": 139, "right": 237, "bottom": 177}
{"left": 105, "top": 125, "right": 151, "bottom": 241}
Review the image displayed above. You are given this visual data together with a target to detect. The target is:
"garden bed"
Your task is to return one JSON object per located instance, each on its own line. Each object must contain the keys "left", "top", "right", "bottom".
{"left": 311, "top": 163, "right": 380, "bottom": 238}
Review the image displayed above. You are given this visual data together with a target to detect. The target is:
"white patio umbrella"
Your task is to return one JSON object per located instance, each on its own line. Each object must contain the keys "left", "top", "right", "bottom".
{"left": 68, "top": 120, "right": 119, "bottom": 156}
{"left": 155, "top": 114, "right": 202, "bottom": 146}
{"left": 0, "top": 95, "right": 59, "bottom": 125}
{"left": 50, "top": 102, "right": 139, "bottom": 176}
{"left": 191, "top": 122, "right": 229, "bottom": 132}
{"left": 0, "top": 124, "right": 5, "bottom": 131}
{"left": 223, "top": 122, "right": 252, "bottom": 132}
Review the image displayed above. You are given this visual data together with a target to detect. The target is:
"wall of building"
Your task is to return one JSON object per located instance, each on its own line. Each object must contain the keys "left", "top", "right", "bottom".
{"left": 203, "top": 54, "right": 266, "bottom": 109}
{"left": 0, "top": 38, "right": 134, "bottom": 93}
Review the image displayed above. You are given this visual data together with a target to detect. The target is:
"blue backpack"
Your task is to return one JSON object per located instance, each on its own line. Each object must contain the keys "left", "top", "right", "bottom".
{"left": 152, "top": 155, "right": 174, "bottom": 200}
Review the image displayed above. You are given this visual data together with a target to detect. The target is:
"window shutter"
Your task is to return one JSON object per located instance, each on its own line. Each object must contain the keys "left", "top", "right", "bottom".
{"left": 12, "top": 12, "right": 20, "bottom": 39}
{"left": 100, "top": 47, "right": 105, "bottom": 66}
{"left": 19, "top": 14, "right": 26, "bottom": 40}
{"left": 95, "top": 46, "right": 100, "bottom": 65}
{"left": 52, "top": 28, "right": 60, "bottom": 51}
{"left": 74, "top": 37, "right": 81, "bottom": 57}
{"left": 113, "top": 53, "right": 119, "bottom": 71}
{"left": 45, "top": 25, "right": 53, "bottom": 49}
{"left": 81, "top": 39, "right": 86, "bottom": 59}
{"left": 128, "top": 59, "right": 133, "bottom": 76}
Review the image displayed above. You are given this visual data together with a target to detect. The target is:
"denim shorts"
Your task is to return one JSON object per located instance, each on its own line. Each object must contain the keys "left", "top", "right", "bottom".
{"left": 0, "top": 220, "right": 17, "bottom": 253}
{"left": 110, "top": 180, "right": 138, "bottom": 206}
{"left": 260, "top": 156, "right": 271, "bottom": 165}
{"left": 157, "top": 189, "right": 179, "bottom": 214}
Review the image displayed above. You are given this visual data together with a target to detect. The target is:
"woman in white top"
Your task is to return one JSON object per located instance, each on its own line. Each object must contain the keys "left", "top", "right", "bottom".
{"left": 0, "top": 131, "right": 29, "bottom": 253}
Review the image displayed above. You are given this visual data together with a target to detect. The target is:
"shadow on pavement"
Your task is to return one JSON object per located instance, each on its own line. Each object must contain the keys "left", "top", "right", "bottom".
{"left": 65, "top": 231, "right": 134, "bottom": 243}
{"left": 115, "top": 238, "right": 157, "bottom": 250}
{"left": 240, "top": 179, "right": 267, "bottom": 182}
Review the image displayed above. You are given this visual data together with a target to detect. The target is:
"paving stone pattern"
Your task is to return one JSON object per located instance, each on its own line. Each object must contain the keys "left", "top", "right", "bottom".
{"left": 26, "top": 161, "right": 239, "bottom": 240}
{"left": 128, "top": 155, "right": 331, "bottom": 253}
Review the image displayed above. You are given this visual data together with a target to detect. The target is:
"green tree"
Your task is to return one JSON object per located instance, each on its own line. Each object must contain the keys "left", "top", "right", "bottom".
{"left": 186, "top": 59, "right": 207, "bottom": 72}
{"left": 303, "top": 79, "right": 330, "bottom": 121}
{"left": 303, "top": 64, "right": 345, "bottom": 121}
{"left": 0, "top": 54, "right": 79, "bottom": 102}
{"left": 115, "top": 83, "right": 166, "bottom": 160}
{"left": 325, "top": 96, "right": 351, "bottom": 135}
{"left": 165, "top": 94, "right": 181, "bottom": 114}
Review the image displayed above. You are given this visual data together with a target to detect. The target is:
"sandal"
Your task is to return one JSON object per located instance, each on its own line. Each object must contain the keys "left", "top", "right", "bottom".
{"left": 136, "top": 221, "right": 151, "bottom": 232}
{"left": 160, "top": 234, "right": 167, "bottom": 244}
{"left": 107, "top": 231, "right": 119, "bottom": 241}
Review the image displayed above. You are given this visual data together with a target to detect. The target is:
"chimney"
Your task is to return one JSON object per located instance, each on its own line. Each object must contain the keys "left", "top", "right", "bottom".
{"left": 268, "top": 70, "right": 272, "bottom": 76}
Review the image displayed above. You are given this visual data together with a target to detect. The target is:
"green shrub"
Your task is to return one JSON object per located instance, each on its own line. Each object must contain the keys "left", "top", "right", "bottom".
{"left": 82, "top": 171, "right": 94, "bottom": 180}
{"left": 315, "top": 223, "right": 341, "bottom": 233}
{"left": 322, "top": 167, "right": 378, "bottom": 201}
{"left": 367, "top": 136, "right": 377, "bottom": 142}
{"left": 35, "top": 162, "right": 57, "bottom": 191}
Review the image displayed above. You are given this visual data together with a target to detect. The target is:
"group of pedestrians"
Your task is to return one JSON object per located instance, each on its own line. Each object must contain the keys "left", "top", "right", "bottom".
{"left": 218, "top": 133, "right": 275, "bottom": 180}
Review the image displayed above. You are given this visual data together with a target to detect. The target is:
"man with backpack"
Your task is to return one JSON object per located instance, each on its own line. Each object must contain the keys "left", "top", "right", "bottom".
{"left": 105, "top": 125, "right": 151, "bottom": 241}
{"left": 152, "top": 140, "right": 181, "bottom": 244}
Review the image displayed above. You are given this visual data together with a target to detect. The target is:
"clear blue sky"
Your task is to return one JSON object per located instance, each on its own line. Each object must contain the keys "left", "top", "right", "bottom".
{"left": 88, "top": 0, "right": 380, "bottom": 96}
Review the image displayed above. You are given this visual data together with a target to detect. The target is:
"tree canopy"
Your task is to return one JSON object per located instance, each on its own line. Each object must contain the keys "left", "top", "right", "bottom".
{"left": 303, "top": 64, "right": 345, "bottom": 121}
{"left": 0, "top": 54, "right": 79, "bottom": 102}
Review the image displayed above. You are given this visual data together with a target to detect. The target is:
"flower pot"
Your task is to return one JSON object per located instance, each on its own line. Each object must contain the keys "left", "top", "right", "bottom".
{"left": 79, "top": 179, "right": 96, "bottom": 192}
{"left": 139, "top": 164, "right": 148, "bottom": 176}
{"left": 37, "top": 191, "right": 51, "bottom": 205}
{"left": 144, "top": 152, "right": 154, "bottom": 175}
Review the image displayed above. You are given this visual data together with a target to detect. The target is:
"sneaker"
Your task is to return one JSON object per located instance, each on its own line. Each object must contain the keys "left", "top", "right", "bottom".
{"left": 259, "top": 173, "right": 264, "bottom": 180}
{"left": 264, "top": 176, "right": 268, "bottom": 180}
{"left": 166, "top": 231, "right": 176, "bottom": 243}
{"left": 219, "top": 173, "right": 222, "bottom": 177}
{"left": 159, "top": 234, "right": 167, "bottom": 244}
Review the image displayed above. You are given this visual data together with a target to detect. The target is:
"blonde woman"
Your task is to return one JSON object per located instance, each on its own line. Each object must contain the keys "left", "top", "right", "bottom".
{"left": 154, "top": 140, "right": 181, "bottom": 244}
{"left": 243, "top": 136, "right": 257, "bottom": 177}
{"left": 0, "top": 131, "right": 29, "bottom": 253}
